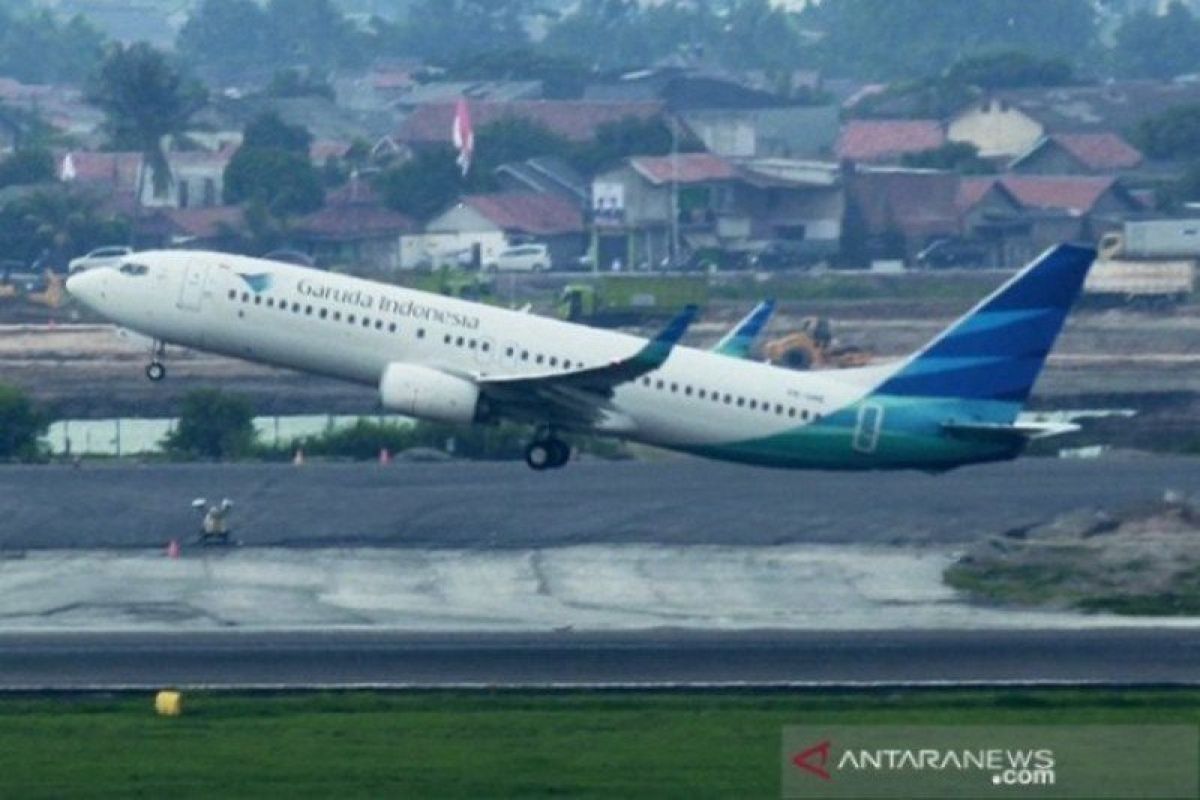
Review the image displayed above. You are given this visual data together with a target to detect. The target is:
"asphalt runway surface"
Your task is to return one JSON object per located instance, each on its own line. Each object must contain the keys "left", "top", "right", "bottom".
{"left": 1, "top": 629, "right": 1198, "bottom": 689}
{"left": 3, "top": 455, "right": 1199, "bottom": 550}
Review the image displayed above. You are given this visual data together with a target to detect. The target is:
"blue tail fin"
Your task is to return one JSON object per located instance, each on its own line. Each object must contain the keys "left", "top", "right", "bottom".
{"left": 712, "top": 299, "right": 775, "bottom": 359}
{"left": 874, "top": 244, "right": 1095, "bottom": 406}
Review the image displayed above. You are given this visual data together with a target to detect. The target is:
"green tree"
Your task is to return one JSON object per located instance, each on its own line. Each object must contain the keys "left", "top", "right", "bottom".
{"left": 267, "top": 68, "right": 335, "bottom": 101}
{"left": 374, "top": 146, "right": 463, "bottom": 220}
{"left": 471, "top": 117, "right": 573, "bottom": 180}
{"left": 0, "top": 147, "right": 54, "bottom": 188}
{"left": 901, "top": 141, "right": 993, "bottom": 174}
{"left": 1133, "top": 104, "right": 1200, "bottom": 160}
{"left": 223, "top": 146, "right": 324, "bottom": 216}
{"left": 87, "top": 42, "right": 207, "bottom": 196}
{"left": 1113, "top": 2, "right": 1200, "bottom": 80}
{"left": 0, "top": 383, "right": 48, "bottom": 461}
{"left": 944, "top": 50, "right": 1074, "bottom": 90}
{"left": 572, "top": 115, "right": 694, "bottom": 175}
{"left": 0, "top": 188, "right": 129, "bottom": 266}
{"left": 0, "top": 8, "right": 106, "bottom": 84}
{"left": 264, "top": 0, "right": 370, "bottom": 73}
{"left": 804, "top": 0, "right": 1096, "bottom": 80}
{"left": 177, "top": 0, "right": 268, "bottom": 84}
{"left": 242, "top": 111, "right": 313, "bottom": 155}
{"left": 382, "top": 0, "right": 530, "bottom": 65}
{"left": 163, "top": 389, "right": 256, "bottom": 460}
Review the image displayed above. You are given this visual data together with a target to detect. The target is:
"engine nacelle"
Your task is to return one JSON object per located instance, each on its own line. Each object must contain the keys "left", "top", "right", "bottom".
{"left": 379, "top": 363, "right": 482, "bottom": 425}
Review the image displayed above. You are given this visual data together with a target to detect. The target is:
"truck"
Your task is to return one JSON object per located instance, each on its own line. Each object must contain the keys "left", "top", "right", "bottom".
{"left": 557, "top": 275, "right": 709, "bottom": 327}
{"left": 1084, "top": 224, "right": 1196, "bottom": 307}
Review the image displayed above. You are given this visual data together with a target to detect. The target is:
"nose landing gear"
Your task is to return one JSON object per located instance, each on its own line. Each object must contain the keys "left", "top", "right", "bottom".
{"left": 145, "top": 340, "right": 167, "bottom": 382}
{"left": 525, "top": 434, "right": 571, "bottom": 471}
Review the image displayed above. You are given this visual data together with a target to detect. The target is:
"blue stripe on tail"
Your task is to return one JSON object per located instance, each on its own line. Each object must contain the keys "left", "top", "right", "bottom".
{"left": 874, "top": 244, "right": 1095, "bottom": 404}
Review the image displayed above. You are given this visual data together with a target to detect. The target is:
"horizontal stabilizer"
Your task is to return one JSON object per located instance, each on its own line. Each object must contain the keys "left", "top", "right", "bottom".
{"left": 942, "top": 420, "right": 1080, "bottom": 445}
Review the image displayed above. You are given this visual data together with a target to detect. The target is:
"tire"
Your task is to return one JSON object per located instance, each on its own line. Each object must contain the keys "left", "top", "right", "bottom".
{"left": 548, "top": 439, "right": 571, "bottom": 468}
{"left": 146, "top": 361, "right": 166, "bottom": 382}
{"left": 524, "top": 442, "right": 552, "bottom": 471}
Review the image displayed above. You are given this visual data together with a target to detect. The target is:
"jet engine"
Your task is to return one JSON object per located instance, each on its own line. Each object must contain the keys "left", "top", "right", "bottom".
{"left": 379, "top": 363, "right": 482, "bottom": 424}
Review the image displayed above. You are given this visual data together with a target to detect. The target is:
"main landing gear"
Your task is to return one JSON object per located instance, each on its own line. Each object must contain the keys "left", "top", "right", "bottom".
{"left": 145, "top": 340, "right": 167, "bottom": 382}
{"left": 524, "top": 432, "right": 571, "bottom": 471}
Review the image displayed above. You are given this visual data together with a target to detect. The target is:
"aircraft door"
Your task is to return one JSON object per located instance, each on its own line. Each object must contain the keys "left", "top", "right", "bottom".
{"left": 852, "top": 403, "right": 884, "bottom": 454}
{"left": 177, "top": 261, "right": 211, "bottom": 312}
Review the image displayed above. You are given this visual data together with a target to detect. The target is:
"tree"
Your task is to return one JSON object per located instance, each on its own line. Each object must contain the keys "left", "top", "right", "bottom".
{"left": 0, "top": 147, "right": 54, "bottom": 188}
{"left": 263, "top": 0, "right": 370, "bottom": 74}
{"left": 0, "top": 383, "right": 48, "bottom": 461}
{"left": 0, "top": 188, "right": 129, "bottom": 267}
{"left": 242, "top": 111, "right": 313, "bottom": 155}
{"left": 1113, "top": 2, "right": 1200, "bottom": 80}
{"left": 163, "top": 389, "right": 256, "bottom": 460}
{"left": 901, "top": 142, "right": 993, "bottom": 174}
{"left": 471, "top": 117, "right": 573, "bottom": 180}
{"left": 177, "top": 0, "right": 269, "bottom": 84}
{"left": 381, "top": 0, "right": 531, "bottom": 65}
{"left": 374, "top": 146, "right": 464, "bottom": 220}
{"left": 804, "top": 0, "right": 1096, "bottom": 80}
{"left": 87, "top": 43, "right": 207, "bottom": 196}
{"left": 223, "top": 146, "right": 324, "bottom": 216}
{"left": 0, "top": 8, "right": 106, "bottom": 84}
{"left": 1132, "top": 104, "right": 1200, "bottom": 160}
{"left": 944, "top": 51, "right": 1074, "bottom": 90}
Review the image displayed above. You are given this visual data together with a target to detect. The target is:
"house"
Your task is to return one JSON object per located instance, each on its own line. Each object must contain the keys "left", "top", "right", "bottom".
{"left": 398, "top": 101, "right": 665, "bottom": 150}
{"left": 1008, "top": 133, "right": 1144, "bottom": 175}
{"left": 842, "top": 166, "right": 960, "bottom": 260}
{"left": 835, "top": 120, "right": 945, "bottom": 163}
{"left": 947, "top": 81, "right": 1200, "bottom": 159}
{"left": 292, "top": 182, "right": 418, "bottom": 273}
{"left": 679, "top": 105, "right": 839, "bottom": 159}
{"left": 494, "top": 156, "right": 588, "bottom": 205}
{"left": 59, "top": 151, "right": 144, "bottom": 211}
{"left": 133, "top": 206, "right": 245, "bottom": 251}
{"left": 419, "top": 192, "right": 585, "bottom": 269}
{"left": 957, "top": 175, "right": 1145, "bottom": 263}
{"left": 137, "top": 149, "right": 232, "bottom": 210}
{"left": 591, "top": 152, "right": 842, "bottom": 269}
{"left": 392, "top": 81, "right": 543, "bottom": 114}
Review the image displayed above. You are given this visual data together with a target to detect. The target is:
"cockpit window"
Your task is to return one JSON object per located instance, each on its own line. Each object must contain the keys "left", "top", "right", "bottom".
{"left": 119, "top": 262, "right": 149, "bottom": 276}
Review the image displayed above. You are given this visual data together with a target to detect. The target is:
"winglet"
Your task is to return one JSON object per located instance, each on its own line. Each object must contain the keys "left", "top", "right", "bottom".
{"left": 713, "top": 299, "right": 775, "bottom": 358}
{"left": 634, "top": 304, "right": 699, "bottom": 368}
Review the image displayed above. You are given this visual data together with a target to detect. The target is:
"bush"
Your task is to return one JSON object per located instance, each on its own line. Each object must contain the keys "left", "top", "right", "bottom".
{"left": 163, "top": 389, "right": 256, "bottom": 460}
{"left": 0, "top": 383, "right": 49, "bottom": 461}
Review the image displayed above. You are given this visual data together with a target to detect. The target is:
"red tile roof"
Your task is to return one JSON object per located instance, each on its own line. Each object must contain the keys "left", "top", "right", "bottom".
{"left": 298, "top": 202, "right": 417, "bottom": 240}
{"left": 461, "top": 192, "right": 583, "bottom": 235}
{"left": 630, "top": 152, "right": 737, "bottom": 185}
{"left": 836, "top": 120, "right": 945, "bottom": 162}
{"left": 997, "top": 176, "right": 1120, "bottom": 214}
{"left": 1042, "top": 133, "right": 1143, "bottom": 171}
{"left": 400, "top": 101, "right": 664, "bottom": 145}
{"left": 59, "top": 151, "right": 142, "bottom": 190}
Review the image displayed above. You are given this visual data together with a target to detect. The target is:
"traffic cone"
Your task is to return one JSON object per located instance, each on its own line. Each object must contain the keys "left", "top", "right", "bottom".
{"left": 379, "top": 447, "right": 391, "bottom": 465}
{"left": 292, "top": 447, "right": 305, "bottom": 466}
{"left": 166, "top": 539, "right": 180, "bottom": 559}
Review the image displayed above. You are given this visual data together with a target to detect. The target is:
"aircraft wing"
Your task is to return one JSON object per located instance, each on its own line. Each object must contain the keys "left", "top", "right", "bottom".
{"left": 711, "top": 299, "right": 774, "bottom": 359}
{"left": 476, "top": 305, "right": 699, "bottom": 430}
{"left": 942, "top": 420, "right": 1081, "bottom": 444}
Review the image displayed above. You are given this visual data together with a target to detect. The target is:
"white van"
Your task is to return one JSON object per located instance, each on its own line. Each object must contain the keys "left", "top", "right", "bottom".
{"left": 484, "top": 243, "right": 550, "bottom": 272}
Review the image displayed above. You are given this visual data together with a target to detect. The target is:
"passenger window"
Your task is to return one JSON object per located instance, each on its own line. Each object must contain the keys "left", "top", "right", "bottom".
{"left": 242, "top": 292, "right": 250, "bottom": 302}
{"left": 549, "top": 357, "right": 557, "bottom": 367}
{"left": 506, "top": 347, "right": 515, "bottom": 357}
{"left": 254, "top": 295, "right": 262, "bottom": 305}
{"left": 563, "top": 359, "right": 571, "bottom": 369}
{"left": 375, "top": 320, "right": 384, "bottom": 330}
{"left": 456, "top": 336, "right": 465, "bottom": 346}
{"left": 319, "top": 308, "right": 327, "bottom": 319}
{"left": 267, "top": 297, "right": 275, "bottom": 307}
{"left": 388, "top": 323, "right": 397, "bottom": 333}
{"left": 698, "top": 389, "right": 706, "bottom": 399}
{"left": 748, "top": 399, "right": 757, "bottom": 409}
{"left": 736, "top": 397, "right": 745, "bottom": 407}
{"left": 418, "top": 329, "right": 426, "bottom": 338}
{"left": 348, "top": 314, "right": 356, "bottom": 324}
{"left": 333, "top": 311, "right": 341, "bottom": 321}
{"left": 670, "top": 383, "right": 678, "bottom": 392}
{"left": 536, "top": 354, "right": 544, "bottom": 364}
{"left": 445, "top": 334, "right": 452, "bottom": 344}
{"left": 656, "top": 380, "right": 664, "bottom": 390}
{"left": 227, "top": 289, "right": 236, "bottom": 299}
{"left": 521, "top": 351, "right": 529, "bottom": 361}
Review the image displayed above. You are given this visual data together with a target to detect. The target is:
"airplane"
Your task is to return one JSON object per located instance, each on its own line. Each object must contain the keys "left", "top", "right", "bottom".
{"left": 65, "top": 243, "right": 1095, "bottom": 472}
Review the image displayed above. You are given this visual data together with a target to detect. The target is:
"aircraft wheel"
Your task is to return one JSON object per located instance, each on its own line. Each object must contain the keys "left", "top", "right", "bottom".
{"left": 146, "top": 361, "right": 166, "bottom": 382}
{"left": 547, "top": 438, "right": 571, "bottom": 468}
{"left": 525, "top": 441, "right": 552, "bottom": 471}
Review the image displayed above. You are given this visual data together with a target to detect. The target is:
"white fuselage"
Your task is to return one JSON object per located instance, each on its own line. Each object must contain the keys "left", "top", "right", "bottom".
{"left": 67, "top": 251, "right": 881, "bottom": 454}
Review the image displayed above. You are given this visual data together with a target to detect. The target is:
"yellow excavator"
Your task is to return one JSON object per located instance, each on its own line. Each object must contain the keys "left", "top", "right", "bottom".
{"left": 761, "top": 316, "right": 871, "bottom": 370}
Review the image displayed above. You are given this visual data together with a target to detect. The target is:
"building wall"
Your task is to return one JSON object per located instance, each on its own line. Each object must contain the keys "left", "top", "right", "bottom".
{"left": 1009, "top": 144, "right": 1085, "bottom": 175}
{"left": 948, "top": 101, "right": 1044, "bottom": 158}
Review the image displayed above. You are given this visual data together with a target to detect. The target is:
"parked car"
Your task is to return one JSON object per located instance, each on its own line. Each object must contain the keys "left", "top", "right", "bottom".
{"left": 484, "top": 243, "right": 550, "bottom": 272}
{"left": 915, "top": 238, "right": 988, "bottom": 269}
{"left": 68, "top": 246, "right": 134, "bottom": 275}
{"left": 748, "top": 240, "right": 812, "bottom": 270}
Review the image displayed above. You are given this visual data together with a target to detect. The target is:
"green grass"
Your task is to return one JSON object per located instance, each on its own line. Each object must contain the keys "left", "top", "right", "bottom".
{"left": 0, "top": 690, "right": 1196, "bottom": 799}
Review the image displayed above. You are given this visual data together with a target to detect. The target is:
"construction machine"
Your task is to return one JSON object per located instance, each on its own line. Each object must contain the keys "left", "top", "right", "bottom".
{"left": 761, "top": 316, "right": 871, "bottom": 370}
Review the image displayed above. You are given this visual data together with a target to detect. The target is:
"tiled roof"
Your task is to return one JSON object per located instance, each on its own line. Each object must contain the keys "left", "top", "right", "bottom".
{"left": 460, "top": 192, "right": 583, "bottom": 235}
{"left": 836, "top": 119, "right": 945, "bottom": 162}
{"left": 1018, "top": 133, "right": 1144, "bottom": 171}
{"left": 59, "top": 151, "right": 142, "bottom": 189}
{"left": 399, "top": 101, "right": 664, "bottom": 145}
{"left": 297, "top": 202, "right": 417, "bottom": 240}
{"left": 997, "top": 175, "right": 1120, "bottom": 214}
{"left": 630, "top": 152, "right": 737, "bottom": 185}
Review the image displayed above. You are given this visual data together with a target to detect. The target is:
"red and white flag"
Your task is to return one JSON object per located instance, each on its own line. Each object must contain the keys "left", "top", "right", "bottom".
{"left": 452, "top": 97, "right": 474, "bottom": 177}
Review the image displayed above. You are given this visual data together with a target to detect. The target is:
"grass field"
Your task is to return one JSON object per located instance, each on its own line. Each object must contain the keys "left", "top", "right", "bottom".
{"left": 0, "top": 690, "right": 1196, "bottom": 799}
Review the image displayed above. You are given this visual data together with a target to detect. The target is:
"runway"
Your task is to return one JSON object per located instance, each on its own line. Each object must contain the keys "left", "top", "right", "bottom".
{"left": 3, "top": 455, "right": 1198, "bottom": 550}
{"left": 2, "top": 629, "right": 1198, "bottom": 689}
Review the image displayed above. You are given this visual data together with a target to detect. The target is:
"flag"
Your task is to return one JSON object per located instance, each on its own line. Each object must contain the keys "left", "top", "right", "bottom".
{"left": 452, "top": 97, "right": 474, "bottom": 177}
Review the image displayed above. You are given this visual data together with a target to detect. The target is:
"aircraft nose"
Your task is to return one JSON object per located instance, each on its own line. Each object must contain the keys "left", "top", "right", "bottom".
{"left": 65, "top": 268, "right": 108, "bottom": 308}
